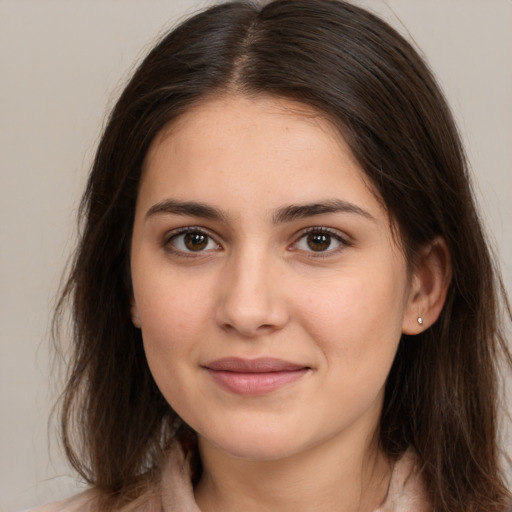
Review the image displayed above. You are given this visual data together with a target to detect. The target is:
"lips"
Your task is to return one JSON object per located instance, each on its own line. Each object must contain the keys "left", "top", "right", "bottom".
{"left": 202, "top": 357, "right": 309, "bottom": 395}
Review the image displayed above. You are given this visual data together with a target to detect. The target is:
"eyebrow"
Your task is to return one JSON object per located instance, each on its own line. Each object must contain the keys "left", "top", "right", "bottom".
{"left": 146, "top": 199, "right": 227, "bottom": 222}
{"left": 145, "top": 198, "right": 374, "bottom": 224}
{"left": 272, "top": 199, "right": 375, "bottom": 224}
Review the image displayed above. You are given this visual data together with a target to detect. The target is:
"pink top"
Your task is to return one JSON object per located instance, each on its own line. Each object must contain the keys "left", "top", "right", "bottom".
{"left": 28, "top": 447, "right": 430, "bottom": 512}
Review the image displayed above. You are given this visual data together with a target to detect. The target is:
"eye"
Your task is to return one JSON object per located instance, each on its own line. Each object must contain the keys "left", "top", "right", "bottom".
{"left": 293, "top": 228, "right": 346, "bottom": 254}
{"left": 166, "top": 228, "right": 220, "bottom": 253}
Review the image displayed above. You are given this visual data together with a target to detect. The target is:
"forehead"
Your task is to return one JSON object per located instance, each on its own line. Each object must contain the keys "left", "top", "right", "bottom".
{"left": 145, "top": 94, "right": 352, "bottom": 168}
{"left": 139, "top": 94, "right": 387, "bottom": 224}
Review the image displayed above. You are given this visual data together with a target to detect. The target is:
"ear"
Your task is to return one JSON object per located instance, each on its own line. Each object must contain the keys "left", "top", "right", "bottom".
{"left": 402, "top": 236, "right": 452, "bottom": 334}
{"left": 130, "top": 298, "right": 142, "bottom": 328}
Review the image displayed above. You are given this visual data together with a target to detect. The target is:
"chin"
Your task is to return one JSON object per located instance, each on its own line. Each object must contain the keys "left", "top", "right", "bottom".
{"left": 219, "top": 441, "right": 299, "bottom": 462}
{"left": 199, "top": 425, "right": 306, "bottom": 462}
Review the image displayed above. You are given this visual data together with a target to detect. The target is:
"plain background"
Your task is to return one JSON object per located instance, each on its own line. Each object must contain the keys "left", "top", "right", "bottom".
{"left": 1, "top": 1, "right": 511, "bottom": 510}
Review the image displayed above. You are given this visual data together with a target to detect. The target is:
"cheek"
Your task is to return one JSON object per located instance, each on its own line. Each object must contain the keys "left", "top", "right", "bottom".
{"left": 136, "top": 283, "right": 210, "bottom": 418}
{"left": 134, "top": 255, "right": 210, "bottom": 330}
{"left": 299, "top": 275, "right": 405, "bottom": 426}
{"left": 133, "top": 267, "right": 213, "bottom": 380}
{"left": 299, "top": 269, "right": 407, "bottom": 375}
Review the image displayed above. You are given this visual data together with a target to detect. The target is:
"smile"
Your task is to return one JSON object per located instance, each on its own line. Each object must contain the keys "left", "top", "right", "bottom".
{"left": 202, "top": 357, "right": 310, "bottom": 395}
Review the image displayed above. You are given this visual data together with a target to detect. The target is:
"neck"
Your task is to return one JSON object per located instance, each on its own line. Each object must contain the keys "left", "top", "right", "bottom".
{"left": 194, "top": 432, "right": 391, "bottom": 512}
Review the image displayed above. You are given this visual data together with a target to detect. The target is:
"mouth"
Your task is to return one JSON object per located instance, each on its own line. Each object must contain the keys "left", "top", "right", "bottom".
{"left": 202, "top": 357, "right": 310, "bottom": 395}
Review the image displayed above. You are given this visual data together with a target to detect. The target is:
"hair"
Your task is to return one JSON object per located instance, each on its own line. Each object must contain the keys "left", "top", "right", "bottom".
{"left": 55, "top": 0, "right": 511, "bottom": 510}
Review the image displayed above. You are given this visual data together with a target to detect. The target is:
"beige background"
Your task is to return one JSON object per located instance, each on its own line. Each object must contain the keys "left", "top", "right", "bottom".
{"left": 1, "top": 1, "right": 511, "bottom": 510}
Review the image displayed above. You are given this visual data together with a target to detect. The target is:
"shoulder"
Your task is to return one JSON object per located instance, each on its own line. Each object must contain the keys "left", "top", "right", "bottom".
{"left": 24, "top": 490, "right": 98, "bottom": 512}
{"left": 25, "top": 488, "right": 162, "bottom": 512}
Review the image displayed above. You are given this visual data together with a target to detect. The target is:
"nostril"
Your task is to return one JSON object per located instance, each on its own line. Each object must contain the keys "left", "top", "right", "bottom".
{"left": 220, "top": 321, "right": 281, "bottom": 338}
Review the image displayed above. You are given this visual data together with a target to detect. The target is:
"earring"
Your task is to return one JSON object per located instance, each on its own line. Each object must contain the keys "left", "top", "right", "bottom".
{"left": 417, "top": 316, "right": 424, "bottom": 325}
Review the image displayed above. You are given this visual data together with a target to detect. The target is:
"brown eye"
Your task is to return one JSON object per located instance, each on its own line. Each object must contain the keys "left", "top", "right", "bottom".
{"left": 184, "top": 232, "right": 208, "bottom": 251}
{"left": 294, "top": 228, "right": 345, "bottom": 254}
{"left": 167, "top": 229, "right": 220, "bottom": 253}
{"left": 306, "top": 232, "right": 331, "bottom": 251}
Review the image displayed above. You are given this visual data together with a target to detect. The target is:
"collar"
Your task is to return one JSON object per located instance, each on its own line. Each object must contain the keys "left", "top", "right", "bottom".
{"left": 159, "top": 443, "right": 429, "bottom": 512}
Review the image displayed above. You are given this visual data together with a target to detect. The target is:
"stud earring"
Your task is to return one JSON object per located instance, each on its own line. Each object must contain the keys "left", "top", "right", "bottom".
{"left": 417, "top": 317, "right": 424, "bottom": 325}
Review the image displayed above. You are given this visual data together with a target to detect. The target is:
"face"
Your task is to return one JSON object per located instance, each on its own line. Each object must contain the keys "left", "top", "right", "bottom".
{"left": 130, "top": 95, "right": 417, "bottom": 462}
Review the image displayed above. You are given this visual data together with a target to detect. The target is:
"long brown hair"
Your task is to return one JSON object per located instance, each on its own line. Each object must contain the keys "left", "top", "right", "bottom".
{"left": 55, "top": 1, "right": 511, "bottom": 510}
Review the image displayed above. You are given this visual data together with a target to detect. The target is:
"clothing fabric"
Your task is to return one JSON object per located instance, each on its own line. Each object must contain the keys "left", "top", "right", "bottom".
{"left": 27, "top": 446, "right": 429, "bottom": 511}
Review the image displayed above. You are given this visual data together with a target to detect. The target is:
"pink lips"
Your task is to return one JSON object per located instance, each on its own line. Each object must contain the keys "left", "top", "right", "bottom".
{"left": 203, "top": 357, "right": 309, "bottom": 395}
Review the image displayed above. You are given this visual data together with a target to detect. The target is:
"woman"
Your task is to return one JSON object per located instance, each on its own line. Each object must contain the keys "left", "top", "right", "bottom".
{"left": 34, "top": 0, "right": 511, "bottom": 510}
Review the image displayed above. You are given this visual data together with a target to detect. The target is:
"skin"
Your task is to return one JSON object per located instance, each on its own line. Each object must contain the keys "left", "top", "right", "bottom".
{"left": 130, "top": 95, "right": 449, "bottom": 512}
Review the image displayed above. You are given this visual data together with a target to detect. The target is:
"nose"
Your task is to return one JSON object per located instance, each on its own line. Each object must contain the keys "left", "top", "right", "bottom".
{"left": 215, "top": 249, "right": 290, "bottom": 338}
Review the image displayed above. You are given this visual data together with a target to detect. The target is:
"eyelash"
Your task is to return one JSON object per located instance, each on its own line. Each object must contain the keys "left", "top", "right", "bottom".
{"left": 163, "top": 226, "right": 220, "bottom": 257}
{"left": 291, "top": 227, "right": 350, "bottom": 257}
{"left": 163, "top": 226, "right": 350, "bottom": 257}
